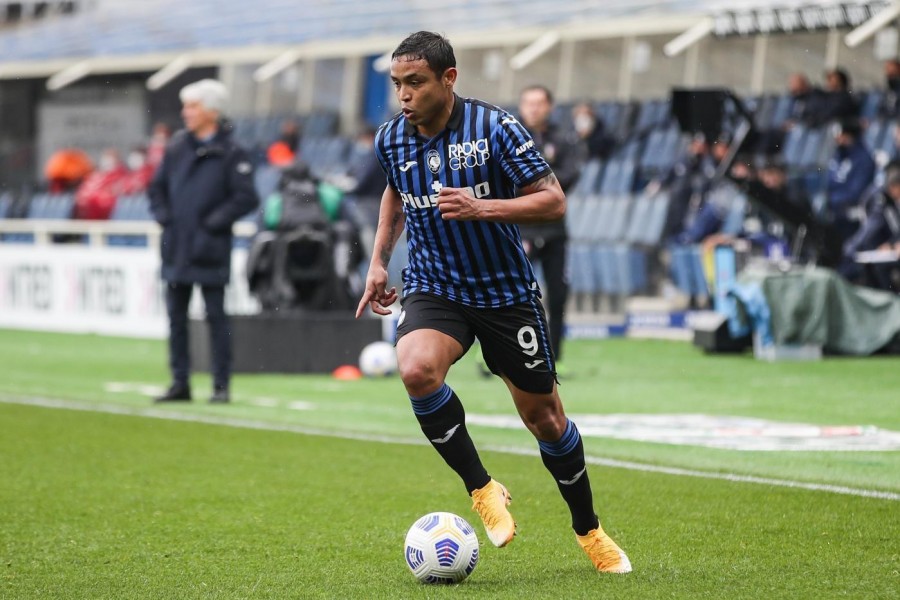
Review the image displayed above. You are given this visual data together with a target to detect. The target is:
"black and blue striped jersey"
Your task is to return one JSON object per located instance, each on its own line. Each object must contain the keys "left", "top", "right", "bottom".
{"left": 374, "top": 94, "right": 553, "bottom": 308}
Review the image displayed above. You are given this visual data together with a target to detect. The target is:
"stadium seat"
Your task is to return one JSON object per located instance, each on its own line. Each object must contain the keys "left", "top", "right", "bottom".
{"left": 108, "top": 193, "right": 153, "bottom": 247}
{"left": 768, "top": 94, "right": 794, "bottom": 130}
{"left": 670, "top": 244, "right": 709, "bottom": 297}
{"left": 878, "top": 122, "right": 898, "bottom": 156}
{"left": 0, "top": 192, "right": 11, "bottom": 219}
{"left": 864, "top": 119, "right": 886, "bottom": 152}
{"left": 782, "top": 125, "right": 808, "bottom": 170}
{"left": 568, "top": 195, "right": 603, "bottom": 296}
{"left": 860, "top": 91, "right": 883, "bottom": 121}
{"left": 640, "top": 191, "right": 671, "bottom": 246}
{"left": 254, "top": 165, "right": 282, "bottom": 201}
{"left": 798, "top": 127, "right": 827, "bottom": 171}
{"left": 570, "top": 159, "right": 604, "bottom": 198}
{"left": 303, "top": 112, "right": 339, "bottom": 137}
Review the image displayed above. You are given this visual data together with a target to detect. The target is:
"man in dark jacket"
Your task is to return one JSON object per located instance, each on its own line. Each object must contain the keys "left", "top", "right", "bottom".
{"left": 812, "top": 68, "right": 860, "bottom": 127}
{"left": 826, "top": 119, "right": 876, "bottom": 247}
{"left": 845, "top": 170, "right": 900, "bottom": 291}
{"left": 149, "top": 79, "right": 259, "bottom": 404}
{"left": 517, "top": 85, "right": 583, "bottom": 368}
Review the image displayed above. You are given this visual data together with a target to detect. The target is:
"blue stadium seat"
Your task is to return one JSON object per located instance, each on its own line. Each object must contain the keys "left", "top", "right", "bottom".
{"left": 639, "top": 191, "right": 671, "bottom": 246}
{"left": 860, "top": 91, "right": 883, "bottom": 121}
{"left": 108, "top": 193, "right": 153, "bottom": 247}
{"left": 570, "top": 159, "right": 604, "bottom": 197}
{"left": 303, "top": 112, "right": 339, "bottom": 137}
{"left": 768, "top": 94, "right": 793, "bottom": 130}
{"left": 0, "top": 192, "right": 11, "bottom": 219}
{"left": 254, "top": 164, "right": 282, "bottom": 201}
{"left": 568, "top": 195, "right": 603, "bottom": 295}
{"left": 752, "top": 95, "right": 779, "bottom": 130}
{"left": 590, "top": 195, "right": 634, "bottom": 295}
{"left": 598, "top": 159, "right": 622, "bottom": 196}
{"left": 798, "top": 127, "right": 827, "bottom": 171}
{"left": 782, "top": 125, "right": 808, "bottom": 170}
{"left": 878, "top": 122, "right": 898, "bottom": 156}
{"left": 26, "top": 193, "right": 50, "bottom": 219}
{"left": 864, "top": 119, "right": 886, "bottom": 152}
{"left": 670, "top": 244, "right": 708, "bottom": 296}
{"left": 639, "top": 128, "right": 667, "bottom": 173}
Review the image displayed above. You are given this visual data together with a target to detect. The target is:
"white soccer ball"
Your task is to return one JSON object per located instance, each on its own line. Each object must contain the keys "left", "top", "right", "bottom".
{"left": 358, "top": 341, "right": 398, "bottom": 377}
{"left": 403, "top": 512, "right": 479, "bottom": 584}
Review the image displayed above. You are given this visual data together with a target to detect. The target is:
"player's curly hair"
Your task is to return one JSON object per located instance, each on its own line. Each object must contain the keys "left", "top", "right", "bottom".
{"left": 392, "top": 31, "right": 456, "bottom": 78}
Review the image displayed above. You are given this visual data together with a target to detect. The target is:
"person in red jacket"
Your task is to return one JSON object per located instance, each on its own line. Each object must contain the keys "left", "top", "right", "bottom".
{"left": 44, "top": 147, "right": 93, "bottom": 193}
{"left": 73, "top": 148, "right": 129, "bottom": 220}
{"left": 120, "top": 146, "right": 156, "bottom": 195}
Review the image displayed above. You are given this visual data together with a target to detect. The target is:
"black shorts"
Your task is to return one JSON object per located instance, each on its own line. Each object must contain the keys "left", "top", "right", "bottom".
{"left": 395, "top": 292, "right": 557, "bottom": 394}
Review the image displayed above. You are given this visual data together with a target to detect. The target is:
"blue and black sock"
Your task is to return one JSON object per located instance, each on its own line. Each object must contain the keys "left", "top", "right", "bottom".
{"left": 538, "top": 419, "right": 599, "bottom": 535}
{"left": 410, "top": 383, "right": 490, "bottom": 494}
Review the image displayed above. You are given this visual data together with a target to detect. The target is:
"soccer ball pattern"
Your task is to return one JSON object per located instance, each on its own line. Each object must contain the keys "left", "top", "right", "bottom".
{"left": 404, "top": 512, "right": 479, "bottom": 584}
{"left": 358, "top": 341, "right": 398, "bottom": 377}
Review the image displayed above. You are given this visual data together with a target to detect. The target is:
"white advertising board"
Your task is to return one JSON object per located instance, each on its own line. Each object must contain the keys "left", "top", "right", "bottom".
{"left": 0, "top": 245, "right": 259, "bottom": 339}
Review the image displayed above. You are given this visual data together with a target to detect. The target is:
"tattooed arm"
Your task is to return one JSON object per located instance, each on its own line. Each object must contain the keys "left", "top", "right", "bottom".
{"left": 373, "top": 185, "right": 406, "bottom": 268}
{"left": 435, "top": 172, "right": 566, "bottom": 224}
{"left": 355, "top": 185, "right": 405, "bottom": 317}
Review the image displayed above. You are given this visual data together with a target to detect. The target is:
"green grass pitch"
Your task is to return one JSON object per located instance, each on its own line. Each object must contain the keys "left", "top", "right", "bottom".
{"left": 1, "top": 329, "right": 898, "bottom": 598}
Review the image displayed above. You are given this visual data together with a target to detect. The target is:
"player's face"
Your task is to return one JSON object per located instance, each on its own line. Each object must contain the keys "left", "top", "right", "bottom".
{"left": 391, "top": 57, "right": 454, "bottom": 134}
{"left": 518, "top": 89, "right": 552, "bottom": 130}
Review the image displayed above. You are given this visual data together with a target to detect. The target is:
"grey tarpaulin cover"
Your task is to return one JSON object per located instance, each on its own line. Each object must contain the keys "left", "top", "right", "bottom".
{"left": 737, "top": 265, "right": 900, "bottom": 355}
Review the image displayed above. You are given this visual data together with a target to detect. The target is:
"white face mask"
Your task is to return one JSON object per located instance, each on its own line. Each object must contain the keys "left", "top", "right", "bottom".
{"left": 127, "top": 152, "right": 145, "bottom": 170}
{"left": 574, "top": 114, "right": 595, "bottom": 135}
{"left": 99, "top": 154, "right": 119, "bottom": 172}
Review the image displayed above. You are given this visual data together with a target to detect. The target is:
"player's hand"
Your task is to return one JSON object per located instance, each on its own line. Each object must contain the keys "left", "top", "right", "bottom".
{"left": 355, "top": 267, "right": 397, "bottom": 318}
{"left": 436, "top": 187, "right": 480, "bottom": 220}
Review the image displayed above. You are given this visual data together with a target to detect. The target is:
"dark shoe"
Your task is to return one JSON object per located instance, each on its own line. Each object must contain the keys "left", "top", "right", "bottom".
{"left": 154, "top": 384, "right": 192, "bottom": 403}
{"left": 209, "top": 387, "right": 230, "bottom": 404}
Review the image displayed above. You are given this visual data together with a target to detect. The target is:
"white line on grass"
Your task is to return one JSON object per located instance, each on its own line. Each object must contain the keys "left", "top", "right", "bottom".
{"left": 4, "top": 394, "right": 899, "bottom": 502}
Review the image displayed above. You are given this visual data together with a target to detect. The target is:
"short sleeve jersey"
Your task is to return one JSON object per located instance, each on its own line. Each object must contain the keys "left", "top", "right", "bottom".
{"left": 374, "top": 94, "right": 553, "bottom": 308}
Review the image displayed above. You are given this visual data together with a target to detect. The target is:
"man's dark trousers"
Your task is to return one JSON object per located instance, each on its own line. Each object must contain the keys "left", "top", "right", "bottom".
{"left": 528, "top": 236, "right": 568, "bottom": 362}
{"left": 165, "top": 283, "right": 231, "bottom": 389}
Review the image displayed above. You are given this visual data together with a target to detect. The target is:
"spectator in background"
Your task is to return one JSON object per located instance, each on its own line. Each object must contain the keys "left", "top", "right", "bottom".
{"left": 73, "top": 148, "right": 129, "bottom": 220}
{"left": 267, "top": 118, "right": 301, "bottom": 167}
{"left": 827, "top": 119, "right": 876, "bottom": 247}
{"left": 344, "top": 126, "right": 383, "bottom": 201}
{"left": 571, "top": 102, "right": 613, "bottom": 160}
{"left": 877, "top": 59, "right": 900, "bottom": 120}
{"left": 340, "top": 126, "right": 386, "bottom": 259}
{"left": 757, "top": 74, "right": 821, "bottom": 154}
{"left": 651, "top": 133, "right": 717, "bottom": 242}
{"left": 146, "top": 122, "right": 171, "bottom": 171}
{"left": 149, "top": 79, "right": 259, "bottom": 404}
{"left": 723, "top": 159, "right": 810, "bottom": 258}
{"left": 44, "top": 147, "right": 93, "bottom": 193}
{"left": 120, "top": 146, "right": 156, "bottom": 195}
{"left": 845, "top": 164, "right": 900, "bottom": 290}
{"left": 784, "top": 73, "right": 822, "bottom": 129}
{"left": 517, "top": 84, "right": 582, "bottom": 369}
{"left": 813, "top": 68, "right": 859, "bottom": 126}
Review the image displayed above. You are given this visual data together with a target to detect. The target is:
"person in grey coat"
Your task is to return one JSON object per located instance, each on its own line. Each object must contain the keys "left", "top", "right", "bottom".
{"left": 149, "top": 79, "right": 259, "bottom": 403}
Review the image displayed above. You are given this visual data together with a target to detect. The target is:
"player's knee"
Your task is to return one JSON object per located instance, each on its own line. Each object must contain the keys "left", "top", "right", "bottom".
{"left": 521, "top": 408, "right": 566, "bottom": 440}
{"left": 399, "top": 360, "right": 443, "bottom": 397}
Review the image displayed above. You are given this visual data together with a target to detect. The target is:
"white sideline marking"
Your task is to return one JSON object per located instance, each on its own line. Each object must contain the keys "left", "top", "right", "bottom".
{"left": 468, "top": 413, "right": 900, "bottom": 452}
{"left": 2, "top": 394, "right": 898, "bottom": 502}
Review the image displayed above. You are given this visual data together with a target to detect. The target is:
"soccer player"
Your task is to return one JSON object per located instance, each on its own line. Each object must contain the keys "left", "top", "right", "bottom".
{"left": 355, "top": 31, "right": 631, "bottom": 574}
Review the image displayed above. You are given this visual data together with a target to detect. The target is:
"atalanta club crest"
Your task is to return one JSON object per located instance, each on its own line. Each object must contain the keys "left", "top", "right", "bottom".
{"left": 427, "top": 149, "right": 441, "bottom": 173}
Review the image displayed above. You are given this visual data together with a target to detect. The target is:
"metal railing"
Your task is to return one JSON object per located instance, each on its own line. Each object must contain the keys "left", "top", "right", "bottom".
{"left": 0, "top": 219, "right": 259, "bottom": 248}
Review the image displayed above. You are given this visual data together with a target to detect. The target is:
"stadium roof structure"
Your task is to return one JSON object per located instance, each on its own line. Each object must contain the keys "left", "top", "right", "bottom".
{"left": 0, "top": 0, "right": 895, "bottom": 87}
